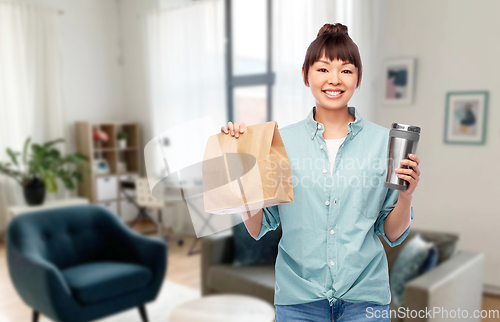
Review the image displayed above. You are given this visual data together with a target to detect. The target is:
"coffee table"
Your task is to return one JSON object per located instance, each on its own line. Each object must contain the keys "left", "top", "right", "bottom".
{"left": 169, "top": 294, "right": 275, "bottom": 322}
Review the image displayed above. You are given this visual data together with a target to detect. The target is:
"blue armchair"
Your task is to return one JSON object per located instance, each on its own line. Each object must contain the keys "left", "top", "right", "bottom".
{"left": 7, "top": 204, "right": 167, "bottom": 322}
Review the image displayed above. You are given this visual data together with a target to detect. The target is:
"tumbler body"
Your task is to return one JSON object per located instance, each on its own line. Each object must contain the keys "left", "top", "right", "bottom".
{"left": 384, "top": 123, "right": 421, "bottom": 191}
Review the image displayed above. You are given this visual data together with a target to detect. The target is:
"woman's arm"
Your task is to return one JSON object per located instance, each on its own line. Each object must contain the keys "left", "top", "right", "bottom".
{"left": 241, "top": 209, "right": 263, "bottom": 238}
{"left": 385, "top": 153, "right": 421, "bottom": 242}
{"left": 383, "top": 196, "right": 412, "bottom": 242}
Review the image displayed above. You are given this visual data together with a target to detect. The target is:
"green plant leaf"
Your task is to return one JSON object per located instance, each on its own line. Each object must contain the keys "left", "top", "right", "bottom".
{"left": 45, "top": 175, "right": 58, "bottom": 193}
{"left": 6, "top": 148, "right": 20, "bottom": 166}
{"left": 43, "top": 138, "right": 65, "bottom": 149}
{"left": 22, "top": 137, "right": 31, "bottom": 170}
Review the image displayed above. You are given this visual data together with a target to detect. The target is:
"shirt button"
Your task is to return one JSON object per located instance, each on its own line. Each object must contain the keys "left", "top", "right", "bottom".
{"left": 325, "top": 200, "right": 330, "bottom": 206}
{"left": 330, "top": 261, "right": 335, "bottom": 266}
{"left": 323, "top": 169, "right": 327, "bottom": 174}
{"left": 318, "top": 124, "right": 322, "bottom": 129}
{"left": 320, "top": 145, "right": 323, "bottom": 149}
{"left": 334, "top": 199, "right": 337, "bottom": 204}
{"left": 330, "top": 229, "right": 334, "bottom": 234}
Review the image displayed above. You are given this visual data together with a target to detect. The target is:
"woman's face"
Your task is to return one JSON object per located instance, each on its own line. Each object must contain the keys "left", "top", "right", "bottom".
{"left": 303, "top": 57, "right": 358, "bottom": 112}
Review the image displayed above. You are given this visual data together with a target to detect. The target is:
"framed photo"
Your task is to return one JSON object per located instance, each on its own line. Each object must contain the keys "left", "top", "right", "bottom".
{"left": 444, "top": 91, "right": 488, "bottom": 145}
{"left": 382, "top": 58, "right": 415, "bottom": 105}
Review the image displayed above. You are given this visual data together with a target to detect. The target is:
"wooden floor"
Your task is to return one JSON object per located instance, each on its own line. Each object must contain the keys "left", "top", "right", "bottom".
{"left": 1, "top": 221, "right": 500, "bottom": 321}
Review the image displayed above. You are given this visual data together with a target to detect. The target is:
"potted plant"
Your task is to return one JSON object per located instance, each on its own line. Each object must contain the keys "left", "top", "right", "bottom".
{"left": 117, "top": 131, "right": 128, "bottom": 149}
{"left": 0, "top": 137, "right": 89, "bottom": 206}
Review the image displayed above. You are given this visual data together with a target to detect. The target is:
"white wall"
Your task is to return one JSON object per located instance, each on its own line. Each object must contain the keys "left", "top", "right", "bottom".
{"left": 374, "top": 0, "right": 500, "bottom": 292}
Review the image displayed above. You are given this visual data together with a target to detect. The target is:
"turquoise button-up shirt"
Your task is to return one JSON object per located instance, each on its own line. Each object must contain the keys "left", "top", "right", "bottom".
{"left": 254, "top": 106, "right": 414, "bottom": 307}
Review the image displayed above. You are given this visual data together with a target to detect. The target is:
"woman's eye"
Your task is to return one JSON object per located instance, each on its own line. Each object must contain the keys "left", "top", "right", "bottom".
{"left": 342, "top": 70, "right": 352, "bottom": 73}
{"left": 318, "top": 68, "right": 327, "bottom": 72}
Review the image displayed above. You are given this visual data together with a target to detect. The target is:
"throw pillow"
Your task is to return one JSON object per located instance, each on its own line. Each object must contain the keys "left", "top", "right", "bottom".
{"left": 232, "top": 215, "right": 281, "bottom": 266}
{"left": 390, "top": 233, "right": 435, "bottom": 307}
{"left": 417, "top": 231, "right": 459, "bottom": 265}
{"left": 418, "top": 244, "right": 439, "bottom": 275}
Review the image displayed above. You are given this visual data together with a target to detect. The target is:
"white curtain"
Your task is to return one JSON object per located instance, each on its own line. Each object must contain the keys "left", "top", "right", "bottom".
{"left": 143, "top": 0, "right": 226, "bottom": 135}
{"left": 142, "top": 0, "right": 226, "bottom": 235}
{"left": 0, "top": 2, "right": 65, "bottom": 238}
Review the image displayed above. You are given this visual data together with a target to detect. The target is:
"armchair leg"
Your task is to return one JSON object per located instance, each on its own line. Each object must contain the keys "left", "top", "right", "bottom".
{"left": 138, "top": 305, "right": 149, "bottom": 322}
{"left": 32, "top": 311, "right": 39, "bottom": 322}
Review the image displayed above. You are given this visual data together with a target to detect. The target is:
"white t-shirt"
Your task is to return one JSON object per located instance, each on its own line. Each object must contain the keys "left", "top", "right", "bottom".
{"left": 325, "top": 137, "right": 346, "bottom": 174}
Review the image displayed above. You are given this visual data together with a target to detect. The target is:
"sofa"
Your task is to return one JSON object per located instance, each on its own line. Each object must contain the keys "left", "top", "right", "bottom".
{"left": 202, "top": 225, "right": 484, "bottom": 322}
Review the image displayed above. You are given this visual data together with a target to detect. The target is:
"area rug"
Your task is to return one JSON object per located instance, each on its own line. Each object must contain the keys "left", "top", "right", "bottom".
{"left": 39, "top": 280, "right": 201, "bottom": 322}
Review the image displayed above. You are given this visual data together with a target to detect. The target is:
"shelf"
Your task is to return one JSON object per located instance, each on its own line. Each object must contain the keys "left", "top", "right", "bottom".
{"left": 76, "top": 121, "right": 141, "bottom": 213}
{"left": 94, "top": 147, "right": 116, "bottom": 152}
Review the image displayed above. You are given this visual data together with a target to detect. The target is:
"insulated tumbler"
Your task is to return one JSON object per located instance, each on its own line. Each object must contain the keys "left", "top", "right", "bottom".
{"left": 384, "top": 123, "right": 421, "bottom": 191}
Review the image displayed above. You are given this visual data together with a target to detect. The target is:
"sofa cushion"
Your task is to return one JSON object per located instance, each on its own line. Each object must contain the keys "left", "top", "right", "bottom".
{"left": 232, "top": 221, "right": 281, "bottom": 266}
{"left": 383, "top": 229, "right": 459, "bottom": 275}
{"left": 207, "top": 264, "right": 275, "bottom": 297}
{"left": 418, "top": 244, "right": 438, "bottom": 275}
{"left": 390, "top": 233, "right": 435, "bottom": 307}
{"left": 417, "top": 231, "right": 459, "bottom": 265}
{"left": 62, "top": 261, "right": 152, "bottom": 305}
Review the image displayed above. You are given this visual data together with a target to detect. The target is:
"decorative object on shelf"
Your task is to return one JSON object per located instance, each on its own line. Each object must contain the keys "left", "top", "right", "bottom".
{"left": 382, "top": 57, "right": 416, "bottom": 105}
{"left": 0, "top": 137, "right": 88, "bottom": 206}
{"left": 93, "top": 128, "right": 109, "bottom": 142}
{"left": 444, "top": 91, "right": 488, "bottom": 145}
{"left": 117, "top": 131, "right": 128, "bottom": 149}
{"left": 93, "top": 159, "right": 110, "bottom": 174}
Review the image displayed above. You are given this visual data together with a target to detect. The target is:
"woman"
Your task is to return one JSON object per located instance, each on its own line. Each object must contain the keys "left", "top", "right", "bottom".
{"left": 221, "top": 23, "right": 420, "bottom": 321}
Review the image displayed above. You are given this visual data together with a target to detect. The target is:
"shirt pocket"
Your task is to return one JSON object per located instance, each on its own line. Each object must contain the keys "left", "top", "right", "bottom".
{"left": 353, "top": 168, "right": 386, "bottom": 219}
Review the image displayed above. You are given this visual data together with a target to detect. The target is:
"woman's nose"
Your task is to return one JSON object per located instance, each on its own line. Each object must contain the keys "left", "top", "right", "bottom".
{"left": 329, "top": 74, "right": 341, "bottom": 85}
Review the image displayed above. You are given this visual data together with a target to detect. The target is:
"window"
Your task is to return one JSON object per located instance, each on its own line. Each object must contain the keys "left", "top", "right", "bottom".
{"left": 225, "top": 0, "right": 275, "bottom": 125}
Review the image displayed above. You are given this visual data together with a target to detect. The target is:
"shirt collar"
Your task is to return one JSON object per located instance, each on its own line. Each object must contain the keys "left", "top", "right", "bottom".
{"left": 305, "top": 106, "right": 364, "bottom": 140}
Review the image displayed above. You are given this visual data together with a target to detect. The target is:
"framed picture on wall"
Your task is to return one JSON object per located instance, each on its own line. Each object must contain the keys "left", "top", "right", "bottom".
{"left": 382, "top": 58, "right": 416, "bottom": 105}
{"left": 444, "top": 91, "right": 488, "bottom": 145}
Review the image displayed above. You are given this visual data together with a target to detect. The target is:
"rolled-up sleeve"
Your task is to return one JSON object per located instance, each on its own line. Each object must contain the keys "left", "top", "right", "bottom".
{"left": 374, "top": 188, "right": 414, "bottom": 247}
{"left": 253, "top": 205, "right": 281, "bottom": 241}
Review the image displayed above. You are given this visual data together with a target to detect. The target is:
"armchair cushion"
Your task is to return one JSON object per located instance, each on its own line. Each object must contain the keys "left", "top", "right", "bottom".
{"left": 61, "top": 262, "right": 152, "bottom": 305}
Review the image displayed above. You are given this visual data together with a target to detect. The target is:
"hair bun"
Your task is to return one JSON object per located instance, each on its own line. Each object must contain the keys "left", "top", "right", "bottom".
{"left": 317, "top": 23, "right": 348, "bottom": 37}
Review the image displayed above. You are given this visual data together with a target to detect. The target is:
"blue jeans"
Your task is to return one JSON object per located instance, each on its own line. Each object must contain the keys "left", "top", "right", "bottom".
{"left": 275, "top": 299, "right": 390, "bottom": 321}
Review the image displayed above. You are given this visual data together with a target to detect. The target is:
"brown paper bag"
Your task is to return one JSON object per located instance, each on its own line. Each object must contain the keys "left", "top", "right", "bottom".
{"left": 202, "top": 121, "right": 294, "bottom": 215}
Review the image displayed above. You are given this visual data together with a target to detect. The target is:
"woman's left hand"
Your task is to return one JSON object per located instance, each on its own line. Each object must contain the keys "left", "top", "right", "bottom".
{"left": 395, "top": 153, "right": 420, "bottom": 200}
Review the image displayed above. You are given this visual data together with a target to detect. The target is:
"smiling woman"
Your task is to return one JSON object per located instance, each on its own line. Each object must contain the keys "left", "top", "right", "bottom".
{"left": 301, "top": 24, "right": 363, "bottom": 123}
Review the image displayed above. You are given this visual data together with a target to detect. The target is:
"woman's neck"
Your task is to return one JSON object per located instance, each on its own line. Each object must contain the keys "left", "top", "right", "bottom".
{"left": 314, "top": 105, "right": 355, "bottom": 140}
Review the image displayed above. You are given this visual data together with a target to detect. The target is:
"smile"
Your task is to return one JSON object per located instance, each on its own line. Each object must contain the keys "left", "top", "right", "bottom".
{"left": 323, "top": 90, "right": 344, "bottom": 99}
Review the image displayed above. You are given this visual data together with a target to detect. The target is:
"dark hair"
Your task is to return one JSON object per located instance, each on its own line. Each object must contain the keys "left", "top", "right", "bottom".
{"left": 302, "top": 23, "right": 362, "bottom": 89}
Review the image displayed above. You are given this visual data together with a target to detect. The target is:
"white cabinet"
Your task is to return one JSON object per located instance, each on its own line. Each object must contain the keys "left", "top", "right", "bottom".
{"left": 96, "top": 176, "right": 118, "bottom": 201}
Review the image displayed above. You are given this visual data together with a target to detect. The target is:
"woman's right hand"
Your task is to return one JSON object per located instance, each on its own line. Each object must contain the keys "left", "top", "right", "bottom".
{"left": 221, "top": 121, "right": 246, "bottom": 139}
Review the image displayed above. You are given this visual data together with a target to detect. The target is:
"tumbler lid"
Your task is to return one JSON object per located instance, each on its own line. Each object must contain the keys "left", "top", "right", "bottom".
{"left": 391, "top": 123, "right": 421, "bottom": 133}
